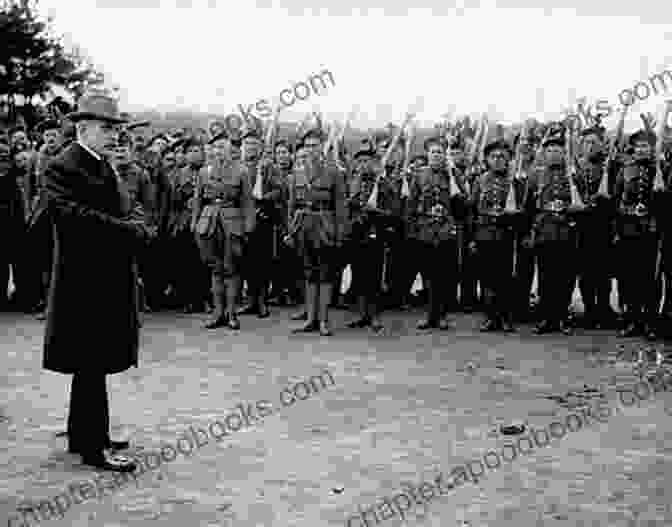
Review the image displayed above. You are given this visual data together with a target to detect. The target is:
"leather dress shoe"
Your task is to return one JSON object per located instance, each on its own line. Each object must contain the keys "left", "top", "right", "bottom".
{"left": 257, "top": 305, "right": 270, "bottom": 318}
{"left": 559, "top": 321, "right": 573, "bottom": 335}
{"left": 438, "top": 317, "right": 453, "bottom": 331}
{"left": 533, "top": 320, "right": 555, "bottom": 334}
{"left": 69, "top": 439, "right": 130, "bottom": 455}
{"left": 36, "top": 311, "right": 47, "bottom": 321}
{"left": 347, "top": 317, "right": 371, "bottom": 328}
{"left": 479, "top": 318, "right": 500, "bottom": 332}
{"left": 204, "top": 314, "right": 228, "bottom": 329}
{"left": 81, "top": 452, "right": 137, "bottom": 472}
{"left": 292, "top": 320, "right": 319, "bottom": 333}
{"left": 319, "top": 322, "right": 332, "bottom": 336}
{"left": 619, "top": 322, "right": 640, "bottom": 338}
{"left": 291, "top": 311, "right": 308, "bottom": 321}
{"left": 370, "top": 320, "right": 385, "bottom": 334}
{"left": 500, "top": 318, "right": 515, "bottom": 333}
{"left": 644, "top": 324, "right": 658, "bottom": 341}
{"left": 237, "top": 304, "right": 260, "bottom": 316}
{"left": 227, "top": 315, "right": 240, "bottom": 330}
{"left": 416, "top": 319, "right": 438, "bottom": 330}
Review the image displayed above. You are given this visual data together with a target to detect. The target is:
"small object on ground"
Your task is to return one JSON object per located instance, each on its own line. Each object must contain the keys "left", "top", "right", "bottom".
{"left": 332, "top": 486, "right": 345, "bottom": 494}
{"left": 500, "top": 422, "right": 526, "bottom": 435}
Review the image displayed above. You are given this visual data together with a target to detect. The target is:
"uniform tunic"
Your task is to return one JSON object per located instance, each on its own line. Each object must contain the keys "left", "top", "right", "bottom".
{"left": 470, "top": 170, "right": 519, "bottom": 316}
{"left": 165, "top": 164, "right": 208, "bottom": 305}
{"left": 573, "top": 158, "right": 617, "bottom": 317}
{"left": 195, "top": 161, "right": 255, "bottom": 275}
{"left": 614, "top": 160, "right": 665, "bottom": 318}
{"left": 347, "top": 167, "right": 396, "bottom": 295}
{"left": 531, "top": 166, "right": 580, "bottom": 322}
{"left": 287, "top": 156, "right": 346, "bottom": 282}
{"left": 407, "top": 165, "right": 468, "bottom": 321}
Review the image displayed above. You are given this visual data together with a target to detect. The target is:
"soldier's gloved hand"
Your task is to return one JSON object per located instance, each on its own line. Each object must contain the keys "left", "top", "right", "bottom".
{"left": 521, "top": 237, "right": 534, "bottom": 249}
{"left": 468, "top": 241, "right": 478, "bottom": 253}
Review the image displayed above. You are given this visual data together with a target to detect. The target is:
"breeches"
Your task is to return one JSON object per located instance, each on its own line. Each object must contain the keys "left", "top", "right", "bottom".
{"left": 197, "top": 226, "right": 244, "bottom": 278}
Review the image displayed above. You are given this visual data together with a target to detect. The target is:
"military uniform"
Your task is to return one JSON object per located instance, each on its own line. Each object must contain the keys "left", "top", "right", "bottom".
{"left": 269, "top": 159, "right": 299, "bottom": 305}
{"left": 165, "top": 156, "right": 208, "bottom": 312}
{"left": 115, "top": 159, "right": 156, "bottom": 312}
{"left": 379, "top": 160, "right": 411, "bottom": 310}
{"left": 459, "top": 162, "right": 482, "bottom": 312}
{"left": 469, "top": 162, "right": 521, "bottom": 331}
{"left": 531, "top": 161, "right": 581, "bottom": 334}
{"left": 194, "top": 159, "right": 255, "bottom": 329}
{"left": 26, "top": 137, "right": 65, "bottom": 314}
{"left": 511, "top": 160, "right": 539, "bottom": 321}
{"left": 407, "top": 162, "right": 468, "bottom": 329}
{"left": 574, "top": 153, "right": 618, "bottom": 327}
{"left": 286, "top": 151, "right": 347, "bottom": 336}
{"left": 614, "top": 139, "right": 665, "bottom": 338}
{"left": 0, "top": 140, "right": 23, "bottom": 310}
{"left": 346, "top": 146, "right": 398, "bottom": 330}
{"left": 239, "top": 151, "right": 286, "bottom": 317}
{"left": 659, "top": 157, "right": 672, "bottom": 327}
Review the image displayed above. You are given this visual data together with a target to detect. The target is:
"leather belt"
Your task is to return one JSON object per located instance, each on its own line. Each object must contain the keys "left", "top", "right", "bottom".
{"left": 304, "top": 203, "right": 333, "bottom": 212}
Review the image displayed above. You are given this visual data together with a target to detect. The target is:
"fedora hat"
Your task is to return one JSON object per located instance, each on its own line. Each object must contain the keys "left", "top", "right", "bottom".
{"left": 66, "top": 91, "right": 128, "bottom": 124}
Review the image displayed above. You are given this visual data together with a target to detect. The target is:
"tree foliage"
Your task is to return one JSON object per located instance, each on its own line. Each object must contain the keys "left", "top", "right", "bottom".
{"left": 0, "top": 0, "right": 105, "bottom": 124}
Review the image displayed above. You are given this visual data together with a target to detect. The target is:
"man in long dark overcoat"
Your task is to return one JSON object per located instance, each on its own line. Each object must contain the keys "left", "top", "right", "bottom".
{"left": 42, "top": 91, "right": 149, "bottom": 472}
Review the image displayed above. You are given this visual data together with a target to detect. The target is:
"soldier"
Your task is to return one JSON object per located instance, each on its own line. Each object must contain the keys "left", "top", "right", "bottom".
{"left": 193, "top": 132, "right": 255, "bottom": 330}
{"left": 268, "top": 139, "right": 297, "bottom": 306}
{"left": 511, "top": 130, "right": 539, "bottom": 322}
{"left": 345, "top": 143, "right": 395, "bottom": 331}
{"left": 468, "top": 139, "right": 522, "bottom": 331}
{"left": 659, "top": 137, "right": 672, "bottom": 332}
{"left": 453, "top": 139, "right": 480, "bottom": 313}
{"left": 407, "top": 136, "right": 468, "bottom": 330}
{"left": 111, "top": 136, "right": 158, "bottom": 311}
{"left": 614, "top": 129, "right": 667, "bottom": 339}
{"left": 285, "top": 136, "right": 347, "bottom": 336}
{"left": 0, "top": 138, "right": 22, "bottom": 311}
{"left": 531, "top": 133, "right": 583, "bottom": 335}
{"left": 377, "top": 135, "right": 411, "bottom": 312}
{"left": 27, "top": 120, "right": 66, "bottom": 318}
{"left": 164, "top": 136, "right": 209, "bottom": 313}
{"left": 237, "top": 124, "right": 273, "bottom": 317}
{"left": 574, "top": 126, "right": 618, "bottom": 329}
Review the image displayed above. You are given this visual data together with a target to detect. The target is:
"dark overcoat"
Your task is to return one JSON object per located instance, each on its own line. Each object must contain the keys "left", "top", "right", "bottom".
{"left": 42, "top": 143, "right": 141, "bottom": 375}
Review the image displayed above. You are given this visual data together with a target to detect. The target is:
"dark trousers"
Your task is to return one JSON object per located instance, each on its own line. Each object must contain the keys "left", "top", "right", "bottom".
{"left": 243, "top": 222, "right": 276, "bottom": 305}
{"left": 513, "top": 241, "right": 535, "bottom": 316}
{"left": 577, "top": 241, "right": 613, "bottom": 318}
{"left": 618, "top": 234, "right": 659, "bottom": 323}
{"left": 460, "top": 235, "right": 479, "bottom": 308}
{"left": 139, "top": 237, "right": 168, "bottom": 309}
{"left": 536, "top": 241, "right": 577, "bottom": 323}
{"left": 415, "top": 238, "right": 459, "bottom": 322}
{"left": 350, "top": 239, "right": 385, "bottom": 300}
{"left": 67, "top": 373, "right": 109, "bottom": 454}
{"left": 169, "top": 230, "right": 209, "bottom": 308}
{"left": 477, "top": 239, "right": 515, "bottom": 320}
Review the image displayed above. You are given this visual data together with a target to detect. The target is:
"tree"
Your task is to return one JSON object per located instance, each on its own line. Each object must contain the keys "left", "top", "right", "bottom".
{"left": 0, "top": 0, "right": 105, "bottom": 125}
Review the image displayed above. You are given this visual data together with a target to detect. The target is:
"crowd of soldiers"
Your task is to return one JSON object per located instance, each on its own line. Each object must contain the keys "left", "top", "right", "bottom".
{"left": 3, "top": 102, "right": 672, "bottom": 339}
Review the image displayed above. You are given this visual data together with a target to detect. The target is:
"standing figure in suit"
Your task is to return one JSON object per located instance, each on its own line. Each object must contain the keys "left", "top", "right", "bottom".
{"left": 42, "top": 91, "right": 150, "bottom": 472}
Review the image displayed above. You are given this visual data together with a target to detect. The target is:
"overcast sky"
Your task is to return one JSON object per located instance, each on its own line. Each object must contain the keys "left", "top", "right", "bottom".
{"left": 37, "top": 0, "right": 672, "bottom": 131}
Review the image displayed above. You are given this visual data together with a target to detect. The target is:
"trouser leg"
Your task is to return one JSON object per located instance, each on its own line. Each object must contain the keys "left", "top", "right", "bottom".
{"left": 68, "top": 373, "right": 109, "bottom": 454}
